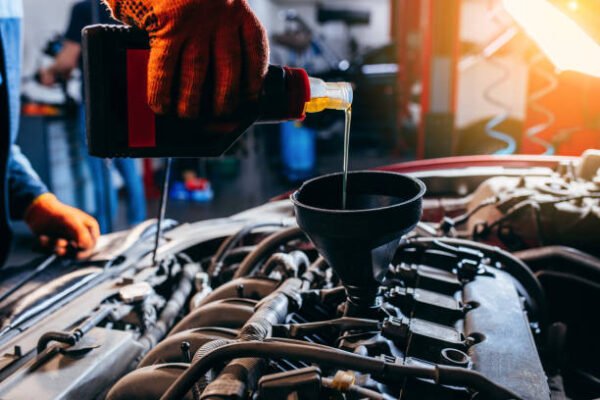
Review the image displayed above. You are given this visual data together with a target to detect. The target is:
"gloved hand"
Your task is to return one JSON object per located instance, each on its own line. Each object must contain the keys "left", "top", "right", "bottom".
{"left": 24, "top": 193, "right": 100, "bottom": 258}
{"left": 103, "top": 0, "right": 269, "bottom": 118}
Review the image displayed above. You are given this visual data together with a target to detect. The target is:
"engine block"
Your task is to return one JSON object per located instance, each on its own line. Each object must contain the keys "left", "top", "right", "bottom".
{"left": 104, "top": 235, "right": 549, "bottom": 400}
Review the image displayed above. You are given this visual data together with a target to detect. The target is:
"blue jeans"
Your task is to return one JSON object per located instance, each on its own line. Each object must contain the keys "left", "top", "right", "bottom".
{"left": 79, "top": 106, "right": 146, "bottom": 233}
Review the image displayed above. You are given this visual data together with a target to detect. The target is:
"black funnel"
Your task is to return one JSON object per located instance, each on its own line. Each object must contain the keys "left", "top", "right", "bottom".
{"left": 292, "top": 171, "right": 425, "bottom": 314}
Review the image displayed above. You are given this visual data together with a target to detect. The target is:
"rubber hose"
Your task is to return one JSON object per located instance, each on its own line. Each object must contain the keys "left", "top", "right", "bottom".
{"left": 209, "top": 222, "right": 286, "bottom": 277}
{"left": 138, "top": 264, "right": 198, "bottom": 351}
{"left": 301, "top": 256, "right": 328, "bottom": 284}
{"left": 191, "top": 339, "right": 234, "bottom": 399}
{"left": 514, "top": 246, "right": 600, "bottom": 277}
{"left": 261, "top": 251, "right": 310, "bottom": 278}
{"left": 233, "top": 227, "right": 306, "bottom": 279}
{"left": 201, "top": 357, "right": 264, "bottom": 400}
{"left": 195, "top": 278, "right": 303, "bottom": 399}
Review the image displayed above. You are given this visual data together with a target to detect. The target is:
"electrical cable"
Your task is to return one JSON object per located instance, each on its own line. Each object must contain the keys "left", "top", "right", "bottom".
{"left": 478, "top": 5, "right": 519, "bottom": 155}
{"left": 483, "top": 57, "right": 517, "bottom": 155}
{"left": 525, "top": 53, "right": 558, "bottom": 155}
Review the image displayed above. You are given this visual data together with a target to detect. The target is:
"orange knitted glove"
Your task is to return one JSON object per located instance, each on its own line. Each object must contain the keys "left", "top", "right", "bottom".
{"left": 103, "top": 0, "right": 269, "bottom": 118}
{"left": 24, "top": 194, "right": 100, "bottom": 258}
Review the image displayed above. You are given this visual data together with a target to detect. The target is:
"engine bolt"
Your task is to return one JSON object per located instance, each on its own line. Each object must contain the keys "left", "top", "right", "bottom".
{"left": 180, "top": 341, "right": 192, "bottom": 363}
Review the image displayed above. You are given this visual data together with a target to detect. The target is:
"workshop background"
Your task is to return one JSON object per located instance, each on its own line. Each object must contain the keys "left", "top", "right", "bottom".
{"left": 11, "top": 0, "right": 600, "bottom": 262}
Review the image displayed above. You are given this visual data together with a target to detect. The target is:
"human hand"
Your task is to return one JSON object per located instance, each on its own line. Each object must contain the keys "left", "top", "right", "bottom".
{"left": 24, "top": 193, "right": 100, "bottom": 258}
{"left": 103, "top": 0, "right": 269, "bottom": 118}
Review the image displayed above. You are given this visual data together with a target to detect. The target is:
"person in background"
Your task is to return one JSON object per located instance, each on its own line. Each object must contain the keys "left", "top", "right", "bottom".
{"left": 39, "top": 0, "right": 146, "bottom": 233}
{"left": 0, "top": 0, "right": 99, "bottom": 265}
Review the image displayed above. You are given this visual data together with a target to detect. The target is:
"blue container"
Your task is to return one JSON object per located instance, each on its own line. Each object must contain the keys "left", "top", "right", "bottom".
{"left": 280, "top": 121, "right": 316, "bottom": 178}
{"left": 169, "top": 181, "right": 189, "bottom": 201}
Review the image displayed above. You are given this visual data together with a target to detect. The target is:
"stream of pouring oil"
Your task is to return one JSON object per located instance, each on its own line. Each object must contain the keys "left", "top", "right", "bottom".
{"left": 342, "top": 107, "right": 352, "bottom": 210}
{"left": 303, "top": 81, "right": 353, "bottom": 209}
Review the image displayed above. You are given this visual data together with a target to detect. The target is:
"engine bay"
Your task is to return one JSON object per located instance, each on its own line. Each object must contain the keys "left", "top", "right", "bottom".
{"left": 0, "top": 153, "right": 599, "bottom": 399}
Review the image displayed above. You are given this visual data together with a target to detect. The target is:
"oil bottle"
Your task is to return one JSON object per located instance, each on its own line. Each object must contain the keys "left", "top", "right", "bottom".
{"left": 83, "top": 24, "right": 354, "bottom": 158}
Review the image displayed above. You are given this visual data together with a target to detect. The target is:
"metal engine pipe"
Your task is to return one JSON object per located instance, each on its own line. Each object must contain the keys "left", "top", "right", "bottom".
{"left": 169, "top": 300, "right": 255, "bottom": 335}
{"left": 192, "top": 277, "right": 279, "bottom": 309}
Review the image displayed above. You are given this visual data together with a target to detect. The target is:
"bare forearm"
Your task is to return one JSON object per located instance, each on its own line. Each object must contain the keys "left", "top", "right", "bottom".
{"left": 48, "top": 41, "right": 81, "bottom": 78}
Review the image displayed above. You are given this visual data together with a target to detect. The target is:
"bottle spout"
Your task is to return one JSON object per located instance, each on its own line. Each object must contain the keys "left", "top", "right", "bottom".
{"left": 305, "top": 78, "right": 353, "bottom": 113}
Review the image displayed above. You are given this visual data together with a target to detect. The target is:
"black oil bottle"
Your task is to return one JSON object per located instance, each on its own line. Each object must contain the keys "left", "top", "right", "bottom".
{"left": 83, "top": 25, "right": 351, "bottom": 158}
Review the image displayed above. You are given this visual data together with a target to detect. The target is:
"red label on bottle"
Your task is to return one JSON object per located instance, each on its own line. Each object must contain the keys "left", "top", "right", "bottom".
{"left": 126, "top": 49, "right": 156, "bottom": 148}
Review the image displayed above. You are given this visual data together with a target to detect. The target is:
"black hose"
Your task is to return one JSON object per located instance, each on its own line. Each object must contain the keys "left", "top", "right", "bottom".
{"left": 138, "top": 264, "right": 198, "bottom": 351}
{"left": 535, "top": 270, "right": 600, "bottom": 291}
{"left": 37, "top": 304, "right": 113, "bottom": 353}
{"left": 261, "top": 251, "right": 310, "bottom": 278}
{"left": 301, "top": 256, "right": 328, "bottom": 284}
{"left": 192, "top": 278, "right": 304, "bottom": 398}
{"left": 515, "top": 246, "right": 600, "bottom": 277}
{"left": 219, "top": 246, "right": 255, "bottom": 263}
{"left": 159, "top": 340, "right": 522, "bottom": 400}
{"left": 201, "top": 357, "right": 264, "bottom": 400}
{"left": 445, "top": 196, "right": 498, "bottom": 228}
{"left": 274, "top": 317, "right": 380, "bottom": 339}
{"left": 233, "top": 227, "right": 306, "bottom": 279}
{"left": 37, "top": 331, "right": 77, "bottom": 353}
{"left": 190, "top": 338, "right": 233, "bottom": 399}
{"left": 238, "top": 278, "right": 303, "bottom": 341}
{"left": 209, "top": 223, "right": 287, "bottom": 277}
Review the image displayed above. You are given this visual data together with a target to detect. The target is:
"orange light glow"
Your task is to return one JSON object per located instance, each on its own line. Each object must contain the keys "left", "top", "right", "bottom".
{"left": 503, "top": 0, "right": 600, "bottom": 77}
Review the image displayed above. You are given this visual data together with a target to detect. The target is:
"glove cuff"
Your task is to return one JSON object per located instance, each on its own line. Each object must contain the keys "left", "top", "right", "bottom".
{"left": 102, "top": 0, "right": 119, "bottom": 18}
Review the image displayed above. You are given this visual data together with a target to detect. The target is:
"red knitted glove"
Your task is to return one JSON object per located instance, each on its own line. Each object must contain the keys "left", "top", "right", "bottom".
{"left": 103, "top": 0, "right": 269, "bottom": 118}
{"left": 24, "top": 194, "right": 100, "bottom": 258}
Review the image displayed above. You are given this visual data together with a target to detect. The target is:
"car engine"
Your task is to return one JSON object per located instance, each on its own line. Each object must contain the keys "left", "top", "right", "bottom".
{"left": 0, "top": 152, "right": 599, "bottom": 400}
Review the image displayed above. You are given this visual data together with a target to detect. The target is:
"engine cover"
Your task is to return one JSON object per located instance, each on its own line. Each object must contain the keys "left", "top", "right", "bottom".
{"left": 391, "top": 240, "right": 549, "bottom": 399}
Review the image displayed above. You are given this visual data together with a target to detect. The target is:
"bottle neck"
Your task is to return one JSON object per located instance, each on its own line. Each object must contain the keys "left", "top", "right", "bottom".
{"left": 258, "top": 65, "right": 353, "bottom": 122}
{"left": 259, "top": 65, "right": 311, "bottom": 122}
{"left": 304, "top": 78, "right": 353, "bottom": 113}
